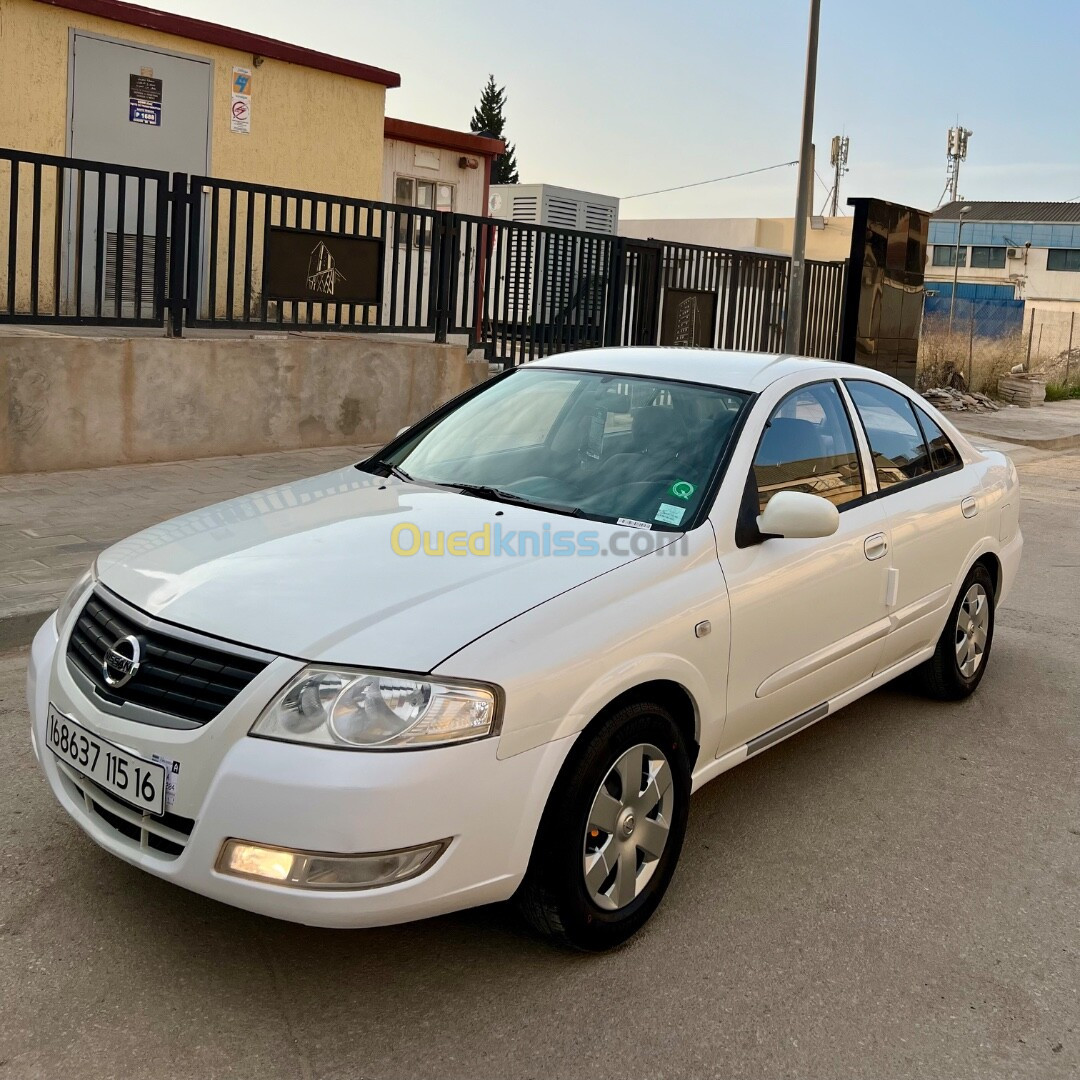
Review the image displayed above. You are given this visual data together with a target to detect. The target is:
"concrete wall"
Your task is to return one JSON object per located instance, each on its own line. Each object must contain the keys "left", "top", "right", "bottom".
{"left": 619, "top": 216, "right": 853, "bottom": 262}
{"left": 0, "top": 334, "right": 488, "bottom": 474}
{"left": 0, "top": 0, "right": 386, "bottom": 194}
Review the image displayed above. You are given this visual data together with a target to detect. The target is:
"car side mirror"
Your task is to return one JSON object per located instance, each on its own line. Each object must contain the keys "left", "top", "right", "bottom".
{"left": 757, "top": 491, "right": 840, "bottom": 540}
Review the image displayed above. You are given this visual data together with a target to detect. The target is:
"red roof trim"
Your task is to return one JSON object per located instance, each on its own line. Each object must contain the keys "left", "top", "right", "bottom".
{"left": 385, "top": 117, "right": 505, "bottom": 158}
{"left": 35, "top": 0, "right": 401, "bottom": 88}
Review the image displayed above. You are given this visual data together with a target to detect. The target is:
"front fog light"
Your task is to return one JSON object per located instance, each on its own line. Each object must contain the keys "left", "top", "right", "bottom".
{"left": 216, "top": 838, "right": 449, "bottom": 890}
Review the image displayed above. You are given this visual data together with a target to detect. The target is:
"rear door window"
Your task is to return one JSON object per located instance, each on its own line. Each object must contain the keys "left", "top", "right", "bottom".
{"left": 845, "top": 381, "right": 932, "bottom": 491}
{"left": 914, "top": 406, "right": 962, "bottom": 472}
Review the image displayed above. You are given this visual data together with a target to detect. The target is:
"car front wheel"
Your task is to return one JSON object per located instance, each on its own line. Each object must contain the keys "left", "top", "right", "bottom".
{"left": 515, "top": 700, "right": 691, "bottom": 951}
{"left": 918, "top": 563, "right": 996, "bottom": 700}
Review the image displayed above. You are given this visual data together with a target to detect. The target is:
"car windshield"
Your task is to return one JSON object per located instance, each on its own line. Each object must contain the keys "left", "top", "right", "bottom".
{"left": 366, "top": 367, "right": 750, "bottom": 530}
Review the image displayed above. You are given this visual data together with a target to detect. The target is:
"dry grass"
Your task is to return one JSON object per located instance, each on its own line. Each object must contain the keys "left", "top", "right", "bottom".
{"left": 916, "top": 330, "right": 1027, "bottom": 396}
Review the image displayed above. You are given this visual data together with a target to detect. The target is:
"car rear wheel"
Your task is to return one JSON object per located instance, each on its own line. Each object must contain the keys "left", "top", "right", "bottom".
{"left": 515, "top": 701, "right": 691, "bottom": 951}
{"left": 917, "top": 563, "right": 996, "bottom": 700}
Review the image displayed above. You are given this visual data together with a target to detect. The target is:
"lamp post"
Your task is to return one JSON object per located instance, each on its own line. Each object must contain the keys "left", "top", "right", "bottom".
{"left": 783, "top": 0, "right": 821, "bottom": 355}
{"left": 948, "top": 204, "right": 971, "bottom": 334}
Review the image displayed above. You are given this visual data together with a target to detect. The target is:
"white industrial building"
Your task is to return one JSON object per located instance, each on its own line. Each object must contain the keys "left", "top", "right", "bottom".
{"left": 925, "top": 201, "right": 1080, "bottom": 358}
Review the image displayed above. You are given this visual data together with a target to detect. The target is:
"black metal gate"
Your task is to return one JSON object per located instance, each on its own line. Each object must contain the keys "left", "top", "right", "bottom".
{"left": 615, "top": 239, "right": 663, "bottom": 347}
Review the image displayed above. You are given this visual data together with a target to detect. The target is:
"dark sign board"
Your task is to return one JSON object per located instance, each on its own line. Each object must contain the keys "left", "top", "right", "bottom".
{"left": 660, "top": 288, "right": 718, "bottom": 347}
{"left": 129, "top": 74, "right": 162, "bottom": 103}
{"left": 129, "top": 74, "right": 162, "bottom": 126}
{"left": 265, "top": 228, "right": 382, "bottom": 305}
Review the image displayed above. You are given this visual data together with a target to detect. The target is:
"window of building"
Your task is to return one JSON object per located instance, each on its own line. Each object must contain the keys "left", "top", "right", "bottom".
{"left": 846, "top": 381, "right": 931, "bottom": 490}
{"left": 914, "top": 407, "right": 962, "bottom": 472}
{"left": 969, "top": 246, "right": 1007, "bottom": 269}
{"left": 1047, "top": 249, "right": 1080, "bottom": 272}
{"left": 752, "top": 382, "right": 864, "bottom": 513}
{"left": 394, "top": 176, "right": 455, "bottom": 246}
{"left": 932, "top": 245, "right": 966, "bottom": 267}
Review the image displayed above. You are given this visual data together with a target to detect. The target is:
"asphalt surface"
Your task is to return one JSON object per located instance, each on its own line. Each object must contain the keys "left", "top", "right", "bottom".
{"left": 1, "top": 451, "right": 1077, "bottom": 1080}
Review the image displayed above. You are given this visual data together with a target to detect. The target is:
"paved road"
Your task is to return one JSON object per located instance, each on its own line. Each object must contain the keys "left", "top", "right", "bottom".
{"left": 2, "top": 452, "right": 1077, "bottom": 1080}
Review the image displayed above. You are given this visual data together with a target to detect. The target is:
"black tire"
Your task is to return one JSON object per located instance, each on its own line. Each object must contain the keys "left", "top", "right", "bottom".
{"left": 515, "top": 700, "right": 691, "bottom": 951}
{"left": 917, "top": 563, "right": 996, "bottom": 700}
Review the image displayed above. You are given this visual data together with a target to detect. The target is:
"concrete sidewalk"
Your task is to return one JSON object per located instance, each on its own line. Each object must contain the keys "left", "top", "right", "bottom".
{"left": 950, "top": 398, "right": 1080, "bottom": 451}
{"left": 0, "top": 444, "right": 375, "bottom": 648}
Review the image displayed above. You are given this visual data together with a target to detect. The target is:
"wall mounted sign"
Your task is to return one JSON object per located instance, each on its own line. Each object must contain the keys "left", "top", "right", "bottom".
{"left": 659, "top": 288, "right": 718, "bottom": 347}
{"left": 231, "top": 66, "right": 251, "bottom": 134}
{"left": 265, "top": 229, "right": 382, "bottom": 305}
{"left": 129, "top": 72, "right": 162, "bottom": 126}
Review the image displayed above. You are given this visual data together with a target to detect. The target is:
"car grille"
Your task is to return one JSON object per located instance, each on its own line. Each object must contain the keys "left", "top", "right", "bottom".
{"left": 67, "top": 590, "right": 272, "bottom": 726}
{"left": 54, "top": 758, "right": 195, "bottom": 858}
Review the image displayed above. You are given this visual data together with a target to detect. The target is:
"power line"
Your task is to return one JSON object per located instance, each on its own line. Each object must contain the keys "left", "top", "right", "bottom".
{"left": 621, "top": 160, "right": 799, "bottom": 201}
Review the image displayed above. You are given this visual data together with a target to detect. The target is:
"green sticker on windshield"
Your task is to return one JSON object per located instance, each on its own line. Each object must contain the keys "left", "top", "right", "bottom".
{"left": 670, "top": 480, "right": 695, "bottom": 500}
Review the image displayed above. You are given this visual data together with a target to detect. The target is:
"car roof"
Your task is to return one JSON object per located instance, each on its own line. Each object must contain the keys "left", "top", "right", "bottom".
{"left": 529, "top": 347, "right": 858, "bottom": 393}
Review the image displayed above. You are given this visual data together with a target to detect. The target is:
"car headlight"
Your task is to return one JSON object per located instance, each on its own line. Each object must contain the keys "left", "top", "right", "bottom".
{"left": 251, "top": 666, "right": 500, "bottom": 750}
{"left": 55, "top": 563, "right": 97, "bottom": 628}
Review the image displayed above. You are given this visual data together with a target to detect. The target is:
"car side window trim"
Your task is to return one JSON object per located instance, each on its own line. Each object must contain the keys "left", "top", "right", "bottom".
{"left": 831, "top": 378, "right": 876, "bottom": 507}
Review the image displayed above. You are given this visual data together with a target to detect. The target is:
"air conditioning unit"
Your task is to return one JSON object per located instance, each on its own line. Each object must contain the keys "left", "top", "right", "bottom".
{"left": 1007, "top": 248, "right": 1023, "bottom": 259}
{"left": 488, "top": 183, "right": 619, "bottom": 235}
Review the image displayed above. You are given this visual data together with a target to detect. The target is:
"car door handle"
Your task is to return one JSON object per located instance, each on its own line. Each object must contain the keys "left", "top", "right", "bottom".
{"left": 864, "top": 533, "right": 888, "bottom": 561}
{"left": 961, "top": 497, "right": 978, "bottom": 519}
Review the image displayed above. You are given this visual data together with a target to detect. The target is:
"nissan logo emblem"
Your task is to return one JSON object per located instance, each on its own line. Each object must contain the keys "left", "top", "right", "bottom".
{"left": 102, "top": 634, "right": 142, "bottom": 688}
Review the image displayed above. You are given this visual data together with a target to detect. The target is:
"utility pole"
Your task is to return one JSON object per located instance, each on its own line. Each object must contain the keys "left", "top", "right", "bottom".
{"left": 948, "top": 205, "right": 971, "bottom": 334}
{"left": 784, "top": 0, "right": 821, "bottom": 356}
{"left": 829, "top": 135, "right": 849, "bottom": 217}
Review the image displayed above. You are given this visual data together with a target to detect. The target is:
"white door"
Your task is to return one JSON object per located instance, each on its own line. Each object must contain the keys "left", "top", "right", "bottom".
{"left": 717, "top": 379, "right": 891, "bottom": 753}
{"left": 843, "top": 379, "right": 981, "bottom": 672}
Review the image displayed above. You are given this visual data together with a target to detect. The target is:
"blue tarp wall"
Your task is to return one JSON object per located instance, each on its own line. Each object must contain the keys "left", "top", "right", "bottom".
{"left": 923, "top": 282, "right": 1025, "bottom": 339}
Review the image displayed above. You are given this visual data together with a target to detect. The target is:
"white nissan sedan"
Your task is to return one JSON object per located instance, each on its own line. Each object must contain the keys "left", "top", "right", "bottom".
{"left": 28, "top": 349, "right": 1022, "bottom": 950}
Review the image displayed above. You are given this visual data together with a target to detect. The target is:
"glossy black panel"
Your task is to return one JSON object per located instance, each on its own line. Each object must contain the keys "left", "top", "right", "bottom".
{"left": 840, "top": 197, "right": 929, "bottom": 387}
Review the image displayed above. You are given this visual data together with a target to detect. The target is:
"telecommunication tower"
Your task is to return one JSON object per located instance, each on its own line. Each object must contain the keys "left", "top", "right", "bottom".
{"left": 941, "top": 126, "right": 972, "bottom": 206}
{"left": 828, "top": 135, "right": 849, "bottom": 216}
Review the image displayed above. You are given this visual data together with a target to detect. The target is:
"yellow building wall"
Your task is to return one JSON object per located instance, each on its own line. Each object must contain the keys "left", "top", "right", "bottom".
{"left": 755, "top": 217, "right": 853, "bottom": 262}
{"left": 0, "top": 0, "right": 386, "bottom": 194}
{"left": 0, "top": 0, "right": 387, "bottom": 315}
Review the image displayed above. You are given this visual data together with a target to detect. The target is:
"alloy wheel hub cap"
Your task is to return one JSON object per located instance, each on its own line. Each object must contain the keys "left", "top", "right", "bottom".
{"left": 583, "top": 742, "right": 675, "bottom": 912}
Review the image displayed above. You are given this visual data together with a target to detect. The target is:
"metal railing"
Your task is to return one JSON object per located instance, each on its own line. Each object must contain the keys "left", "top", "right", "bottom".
{"left": 1, "top": 147, "right": 169, "bottom": 325}
{"left": 1, "top": 146, "right": 850, "bottom": 365}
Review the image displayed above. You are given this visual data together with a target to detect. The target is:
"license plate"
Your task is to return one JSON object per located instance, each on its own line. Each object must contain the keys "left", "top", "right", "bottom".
{"left": 47, "top": 704, "right": 166, "bottom": 816}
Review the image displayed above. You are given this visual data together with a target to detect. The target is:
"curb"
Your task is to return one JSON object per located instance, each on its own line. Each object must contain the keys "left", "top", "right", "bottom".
{"left": 957, "top": 429, "right": 1080, "bottom": 452}
{"left": 0, "top": 608, "right": 50, "bottom": 652}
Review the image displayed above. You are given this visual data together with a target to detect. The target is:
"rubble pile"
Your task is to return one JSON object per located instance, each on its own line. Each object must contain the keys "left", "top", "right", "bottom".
{"left": 921, "top": 387, "right": 1001, "bottom": 412}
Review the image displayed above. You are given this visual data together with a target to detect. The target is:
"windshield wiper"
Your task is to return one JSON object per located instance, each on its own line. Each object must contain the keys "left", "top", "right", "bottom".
{"left": 453, "top": 483, "right": 585, "bottom": 517}
{"left": 361, "top": 458, "right": 415, "bottom": 483}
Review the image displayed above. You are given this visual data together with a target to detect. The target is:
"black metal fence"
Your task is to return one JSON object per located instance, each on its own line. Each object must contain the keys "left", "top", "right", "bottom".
{"left": 1, "top": 147, "right": 169, "bottom": 325}
{"left": 1, "top": 146, "right": 848, "bottom": 364}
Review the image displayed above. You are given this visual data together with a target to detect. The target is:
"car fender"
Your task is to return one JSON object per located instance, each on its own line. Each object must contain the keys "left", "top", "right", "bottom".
{"left": 433, "top": 528, "right": 730, "bottom": 761}
{"left": 927, "top": 533, "right": 1007, "bottom": 644}
{"left": 530, "top": 649, "right": 713, "bottom": 757}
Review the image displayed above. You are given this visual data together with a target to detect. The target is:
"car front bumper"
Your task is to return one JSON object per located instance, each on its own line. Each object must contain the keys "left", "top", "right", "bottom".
{"left": 29, "top": 615, "right": 573, "bottom": 928}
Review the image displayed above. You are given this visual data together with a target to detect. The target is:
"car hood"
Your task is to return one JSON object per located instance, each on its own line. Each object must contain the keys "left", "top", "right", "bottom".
{"left": 95, "top": 467, "right": 655, "bottom": 670}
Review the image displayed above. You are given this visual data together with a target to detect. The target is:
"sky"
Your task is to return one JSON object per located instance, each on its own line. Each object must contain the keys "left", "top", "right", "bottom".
{"left": 154, "top": 0, "right": 1080, "bottom": 220}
